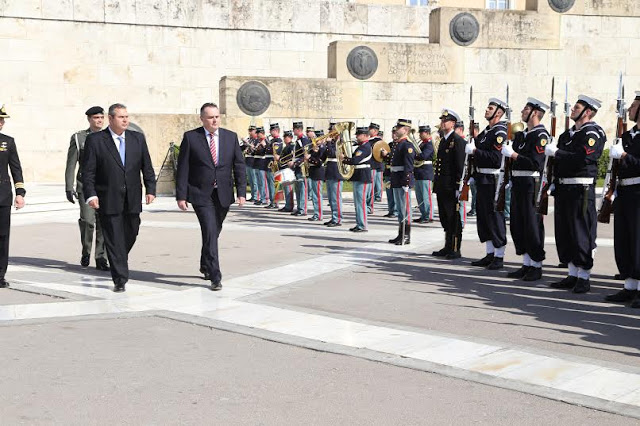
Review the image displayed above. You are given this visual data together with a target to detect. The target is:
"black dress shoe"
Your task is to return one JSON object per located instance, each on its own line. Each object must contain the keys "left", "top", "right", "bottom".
{"left": 278, "top": 207, "right": 291, "bottom": 212}
{"left": 471, "top": 254, "right": 494, "bottom": 267}
{"left": 507, "top": 265, "right": 531, "bottom": 279}
{"left": 605, "top": 289, "right": 637, "bottom": 303}
{"left": 383, "top": 213, "right": 397, "bottom": 218}
{"left": 486, "top": 257, "right": 504, "bottom": 270}
{"left": 210, "top": 281, "right": 222, "bottom": 291}
{"left": 327, "top": 222, "right": 341, "bottom": 227}
{"left": 375, "top": 198, "right": 382, "bottom": 202}
{"left": 557, "top": 262, "right": 568, "bottom": 268}
{"left": 428, "top": 219, "right": 434, "bottom": 223}
{"left": 81, "top": 255, "right": 90, "bottom": 267}
{"left": 0, "top": 279, "right": 9, "bottom": 288}
{"left": 432, "top": 248, "right": 451, "bottom": 257}
{"left": 95, "top": 259, "right": 110, "bottom": 271}
{"left": 522, "top": 267, "right": 543, "bottom": 282}
{"left": 308, "top": 216, "right": 320, "bottom": 222}
{"left": 353, "top": 227, "right": 368, "bottom": 233}
{"left": 614, "top": 273, "right": 625, "bottom": 281}
{"left": 630, "top": 294, "right": 640, "bottom": 309}
{"left": 292, "top": 211, "right": 302, "bottom": 216}
{"left": 253, "top": 200, "right": 262, "bottom": 205}
{"left": 550, "top": 276, "right": 577, "bottom": 289}
{"left": 395, "top": 237, "right": 410, "bottom": 245}
{"left": 467, "top": 211, "right": 476, "bottom": 217}
{"left": 572, "top": 278, "right": 590, "bottom": 294}
{"left": 323, "top": 220, "right": 334, "bottom": 225}
{"left": 445, "top": 251, "right": 461, "bottom": 260}
{"left": 247, "top": 197, "right": 255, "bottom": 202}
{"left": 113, "top": 282, "right": 126, "bottom": 293}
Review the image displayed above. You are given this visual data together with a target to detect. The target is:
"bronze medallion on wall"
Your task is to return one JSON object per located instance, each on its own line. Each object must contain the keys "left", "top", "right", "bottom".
{"left": 237, "top": 81, "right": 271, "bottom": 116}
{"left": 548, "top": 0, "right": 575, "bottom": 13}
{"left": 346, "top": 46, "right": 378, "bottom": 80}
{"left": 449, "top": 12, "right": 479, "bottom": 47}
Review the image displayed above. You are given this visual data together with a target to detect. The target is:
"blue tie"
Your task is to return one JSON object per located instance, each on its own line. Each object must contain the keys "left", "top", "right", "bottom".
{"left": 117, "top": 136, "right": 125, "bottom": 166}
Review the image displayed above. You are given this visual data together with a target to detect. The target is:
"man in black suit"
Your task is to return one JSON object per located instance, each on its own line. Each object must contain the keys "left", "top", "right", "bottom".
{"left": 82, "top": 103, "right": 156, "bottom": 292}
{"left": 176, "top": 103, "right": 246, "bottom": 291}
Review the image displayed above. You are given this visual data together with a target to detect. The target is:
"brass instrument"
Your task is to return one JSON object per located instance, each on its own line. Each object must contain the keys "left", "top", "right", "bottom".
{"left": 268, "top": 142, "right": 279, "bottom": 173}
{"left": 511, "top": 122, "right": 525, "bottom": 134}
{"left": 408, "top": 128, "right": 423, "bottom": 155}
{"left": 335, "top": 122, "right": 356, "bottom": 179}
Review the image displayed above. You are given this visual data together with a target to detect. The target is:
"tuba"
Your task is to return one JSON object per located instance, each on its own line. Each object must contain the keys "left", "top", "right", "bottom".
{"left": 334, "top": 122, "right": 356, "bottom": 180}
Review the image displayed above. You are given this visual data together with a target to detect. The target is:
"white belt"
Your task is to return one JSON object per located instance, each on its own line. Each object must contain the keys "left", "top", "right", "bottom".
{"left": 390, "top": 166, "right": 405, "bottom": 172}
{"left": 326, "top": 158, "right": 338, "bottom": 162}
{"left": 476, "top": 168, "right": 500, "bottom": 174}
{"left": 415, "top": 161, "right": 432, "bottom": 166}
{"left": 265, "top": 155, "right": 274, "bottom": 159}
{"left": 354, "top": 164, "right": 371, "bottom": 169}
{"left": 558, "top": 177, "right": 594, "bottom": 185}
{"left": 511, "top": 170, "right": 540, "bottom": 177}
{"left": 618, "top": 177, "right": 640, "bottom": 187}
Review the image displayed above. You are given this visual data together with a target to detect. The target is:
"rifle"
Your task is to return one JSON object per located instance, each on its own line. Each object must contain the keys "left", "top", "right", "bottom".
{"left": 458, "top": 86, "right": 475, "bottom": 201}
{"left": 494, "top": 85, "right": 511, "bottom": 212}
{"left": 536, "top": 78, "right": 558, "bottom": 215}
{"left": 597, "top": 73, "right": 625, "bottom": 223}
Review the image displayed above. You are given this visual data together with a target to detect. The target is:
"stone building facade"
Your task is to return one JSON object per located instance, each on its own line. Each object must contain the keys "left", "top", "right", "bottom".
{"left": 0, "top": 0, "right": 638, "bottom": 181}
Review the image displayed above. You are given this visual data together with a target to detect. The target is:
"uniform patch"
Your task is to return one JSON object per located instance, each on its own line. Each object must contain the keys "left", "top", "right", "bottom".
{"left": 536, "top": 146, "right": 545, "bottom": 154}
{"left": 588, "top": 138, "right": 595, "bottom": 147}
{"left": 540, "top": 139, "right": 547, "bottom": 146}
{"left": 0, "top": 141, "right": 7, "bottom": 152}
{"left": 497, "top": 136, "right": 504, "bottom": 143}
{"left": 408, "top": 148, "right": 413, "bottom": 154}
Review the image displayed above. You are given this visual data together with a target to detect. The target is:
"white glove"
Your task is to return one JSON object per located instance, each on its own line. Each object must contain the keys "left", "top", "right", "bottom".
{"left": 505, "top": 182, "right": 512, "bottom": 190}
{"left": 545, "top": 143, "right": 558, "bottom": 157}
{"left": 465, "top": 142, "right": 476, "bottom": 155}
{"left": 610, "top": 143, "right": 625, "bottom": 160}
{"left": 549, "top": 183, "right": 555, "bottom": 194}
{"left": 402, "top": 186, "right": 409, "bottom": 193}
{"left": 501, "top": 143, "right": 515, "bottom": 158}
{"left": 468, "top": 177, "right": 475, "bottom": 186}
{"left": 455, "top": 190, "right": 461, "bottom": 199}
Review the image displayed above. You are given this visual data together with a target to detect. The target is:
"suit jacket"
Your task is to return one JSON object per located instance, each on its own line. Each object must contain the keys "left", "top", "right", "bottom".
{"left": 176, "top": 127, "right": 246, "bottom": 208}
{"left": 0, "top": 133, "right": 25, "bottom": 207}
{"left": 82, "top": 128, "right": 156, "bottom": 215}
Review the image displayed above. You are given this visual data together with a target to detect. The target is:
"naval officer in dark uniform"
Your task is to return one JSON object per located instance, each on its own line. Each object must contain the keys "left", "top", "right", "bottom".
{"left": 546, "top": 95, "right": 605, "bottom": 294}
{"left": 606, "top": 91, "right": 640, "bottom": 306}
{"left": 432, "top": 109, "right": 466, "bottom": 259}
{"left": 0, "top": 104, "right": 26, "bottom": 288}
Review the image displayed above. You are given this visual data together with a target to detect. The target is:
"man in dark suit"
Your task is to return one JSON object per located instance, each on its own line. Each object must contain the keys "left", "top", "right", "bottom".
{"left": 176, "top": 103, "right": 246, "bottom": 291}
{"left": 82, "top": 103, "right": 156, "bottom": 292}
{"left": 0, "top": 104, "right": 25, "bottom": 289}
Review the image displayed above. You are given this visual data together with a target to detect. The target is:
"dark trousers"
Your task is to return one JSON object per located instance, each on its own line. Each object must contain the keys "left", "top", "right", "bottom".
{"left": 194, "top": 190, "right": 229, "bottom": 284}
{"left": 77, "top": 185, "right": 106, "bottom": 260}
{"left": 510, "top": 180, "right": 545, "bottom": 262}
{"left": 614, "top": 186, "right": 640, "bottom": 280}
{"left": 476, "top": 183, "right": 507, "bottom": 247}
{"left": 554, "top": 184, "right": 597, "bottom": 270}
{"left": 99, "top": 208, "right": 141, "bottom": 285}
{"left": 437, "top": 189, "right": 462, "bottom": 252}
{"left": 0, "top": 206, "right": 10, "bottom": 280}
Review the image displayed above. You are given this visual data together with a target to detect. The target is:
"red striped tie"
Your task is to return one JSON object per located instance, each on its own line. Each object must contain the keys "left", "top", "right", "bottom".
{"left": 209, "top": 133, "right": 218, "bottom": 166}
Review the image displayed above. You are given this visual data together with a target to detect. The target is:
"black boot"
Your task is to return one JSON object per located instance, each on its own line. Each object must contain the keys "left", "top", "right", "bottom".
{"left": 432, "top": 232, "right": 452, "bottom": 256}
{"left": 605, "top": 289, "right": 637, "bottom": 303}
{"left": 388, "top": 224, "right": 402, "bottom": 244}
{"left": 522, "top": 267, "right": 542, "bottom": 281}
{"left": 396, "top": 223, "right": 410, "bottom": 245}
{"left": 550, "top": 276, "right": 577, "bottom": 289}
{"left": 487, "top": 257, "right": 504, "bottom": 270}
{"left": 472, "top": 253, "right": 494, "bottom": 267}
{"left": 572, "top": 278, "right": 591, "bottom": 294}
{"left": 507, "top": 265, "right": 531, "bottom": 279}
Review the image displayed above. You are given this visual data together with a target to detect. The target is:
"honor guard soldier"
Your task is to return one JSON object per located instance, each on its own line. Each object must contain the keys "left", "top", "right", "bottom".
{"left": 381, "top": 127, "right": 399, "bottom": 218}
{"left": 606, "top": 91, "right": 640, "bottom": 306}
{"left": 0, "top": 104, "right": 25, "bottom": 288}
{"left": 414, "top": 125, "right": 435, "bottom": 223}
{"left": 265, "top": 123, "right": 281, "bottom": 209}
{"left": 324, "top": 131, "right": 344, "bottom": 227}
{"left": 502, "top": 98, "right": 549, "bottom": 281}
{"left": 466, "top": 98, "right": 509, "bottom": 270}
{"left": 253, "top": 127, "right": 271, "bottom": 206}
{"left": 64, "top": 106, "right": 109, "bottom": 270}
{"left": 546, "top": 95, "right": 605, "bottom": 294}
{"left": 369, "top": 123, "right": 385, "bottom": 203}
{"left": 291, "top": 122, "right": 310, "bottom": 216}
{"left": 307, "top": 130, "right": 326, "bottom": 221}
{"left": 244, "top": 125, "right": 258, "bottom": 202}
{"left": 383, "top": 119, "right": 416, "bottom": 244}
{"left": 341, "top": 127, "right": 372, "bottom": 232}
{"left": 433, "top": 109, "right": 466, "bottom": 259}
{"left": 276, "top": 130, "right": 295, "bottom": 212}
